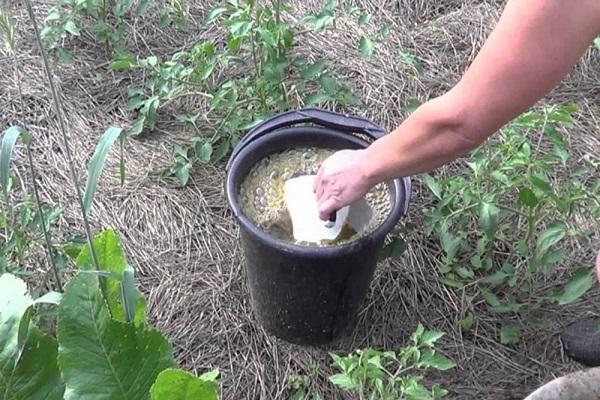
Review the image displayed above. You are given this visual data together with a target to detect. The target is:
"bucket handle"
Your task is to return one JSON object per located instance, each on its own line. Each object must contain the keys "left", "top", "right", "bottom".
{"left": 226, "top": 108, "right": 385, "bottom": 171}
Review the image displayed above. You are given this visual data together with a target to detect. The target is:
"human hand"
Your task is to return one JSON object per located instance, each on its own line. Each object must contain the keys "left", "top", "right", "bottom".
{"left": 313, "top": 149, "right": 375, "bottom": 221}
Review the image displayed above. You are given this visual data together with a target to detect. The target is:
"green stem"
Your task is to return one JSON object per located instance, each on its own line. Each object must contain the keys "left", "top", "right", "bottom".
{"left": 495, "top": 204, "right": 529, "bottom": 218}
{"left": 11, "top": 42, "right": 63, "bottom": 291}
{"left": 25, "top": 0, "right": 105, "bottom": 298}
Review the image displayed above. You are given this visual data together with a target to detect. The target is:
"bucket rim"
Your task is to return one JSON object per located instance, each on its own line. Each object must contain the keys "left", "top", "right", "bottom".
{"left": 225, "top": 127, "right": 410, "bottom": 258}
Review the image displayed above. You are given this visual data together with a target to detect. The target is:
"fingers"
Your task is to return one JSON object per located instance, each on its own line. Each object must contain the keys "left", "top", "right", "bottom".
{"left": 318, "top": 197, "right": 339, "bottom": 221}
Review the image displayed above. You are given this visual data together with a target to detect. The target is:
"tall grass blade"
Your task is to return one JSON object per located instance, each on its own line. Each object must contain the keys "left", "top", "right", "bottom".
{"left": 121, "top": 264, "right": 136, "bottom": 323}
{"left": 0, "top": 6, "right": 14, "bottom": 51}
{"left": 0, "top": 125, "right": 22, "bottom": 201}
{"left": 83, "top": 127, "right": 122, "bottom": 215}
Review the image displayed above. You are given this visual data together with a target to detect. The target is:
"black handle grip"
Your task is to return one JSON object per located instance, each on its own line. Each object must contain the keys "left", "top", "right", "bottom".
{"left": 226, "top": 108, "right": 385, "bottom": 171}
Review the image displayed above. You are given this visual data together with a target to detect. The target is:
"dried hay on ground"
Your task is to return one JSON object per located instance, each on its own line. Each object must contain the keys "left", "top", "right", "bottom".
{"left": 0, "top": 0, "right": 599, "bottom": 398}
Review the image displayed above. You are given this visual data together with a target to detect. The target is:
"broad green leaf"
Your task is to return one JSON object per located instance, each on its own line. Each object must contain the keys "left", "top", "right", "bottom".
{"left": 0, "top": 274, "right": 64, "bottom": 400}
{"left": 419, "top": 350, "right": 455, "bottom": 371}
{"left": 554, "top": 268, "right": 593, "bottom": 305}
{"left": 58, "top": 273, "right": 175, "bottom": 400}
{"left": 204, "top": 6, "right": 227, "bottom": 25}
{"left": 329, "top": 374, "right": 358, "bottom": 390}
{"left": 378, "top": 25, "right": 390, "bottom": 38}
{"left": 299, "top": 60, "right": 327, "bottom": 80}
{"left": 380, "top": 237, "right": 407, "bottom": 260}
{"left": 399, "top": 51, "right": 421, "bottom": 72}
{"left": 460, "top": 312, "right": 474, "bottom": 331}
{"left": 212, "top": 139, "right": 229, "bottom": 162}
{"left": 359, "top": 36, "right": 374, "bottom": 59}
{"left": 518, "top": 187, "right": 538, "bottom": 208}
{"left": 456, "top": 266, "right": 474, "bottom": 279}
{"left": 535, "top": 221, "right": 566, "bottom": 257}
{"left": 195, "top": 142, "right": 213, "bottom": 163}
{"left": 57, "top": 48, "right": 75, "bottom": 64}
{"left": 404, "top": 98, "right": 422, "bottom": 113}
{"left": 176, "top": 162, "right": 192, "bottom": 185}
{"left": 34, "top": 291, "right": 62, "bottom": 305}
{"left": 529, "top": 175, "right": 553, "bottom": 196}
{"left": 83, "top": 127, "right": 123, "bottom": 216}
{"left": 1, "top": 126, "right": 23, "bottom": 200}
{"left": 198, "top": 369, "right": 219, "bottom": 382}
{"left": 440, "top": 229, "right": 461, "bottom": 260}
{"left": 324, "top": 0, "right": 337, "bottom": 11}
{"left": 485, "top": 270, "right": 508, "bottom": 286}
{"left": 421, "top": 174, "right": 441, "bottom": 200}
{"left": 500, "top": 324, "right": 521, "bottom": 345}
{"left": 410, "top": 323, "right": 425, "bottom": 344}
{"left": 76, "top": 229, "right": 147, "bottom": 324}
{"left": 319, "top": 74, "right": 336, "bottom": 95}
{"left": 479, "top": 202, "right": 499, "bottom": 239}
{"left": 136, "top": 0, "right": 152, "bottom": 15}
{"left": 594, "top": 36, "right": 600, "bottom": 50}
{"left": 419, "top": 330, "right": 444, "bottom": 347}
{"left": 358, "top": 14, "right": 370, "bottom": 26}
{"left": 64, "top": 20, "right": 80, "bottom": 36}
{"left": 482, "top": 291, "right": 500, "bottom": 307}
{"left": 150, "top": 369, "right": 218, "bottom": 400}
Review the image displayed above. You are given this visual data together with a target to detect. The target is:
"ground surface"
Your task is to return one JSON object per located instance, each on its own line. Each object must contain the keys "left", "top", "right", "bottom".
{"left": 1, "top": 0, "right": 599, "bottom": 399}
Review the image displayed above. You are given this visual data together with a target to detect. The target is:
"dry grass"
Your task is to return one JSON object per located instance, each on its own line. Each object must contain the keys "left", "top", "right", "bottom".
{"left": 0, "top": 0, "right": 599, "bottom": 399}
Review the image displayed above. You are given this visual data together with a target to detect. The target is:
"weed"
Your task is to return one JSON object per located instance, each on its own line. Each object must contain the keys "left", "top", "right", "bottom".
{"left": 421, "top": 105, "right": 600, "bottom": 342}
{"left": 329, "top": 324, "right": 454, "bottom": 399}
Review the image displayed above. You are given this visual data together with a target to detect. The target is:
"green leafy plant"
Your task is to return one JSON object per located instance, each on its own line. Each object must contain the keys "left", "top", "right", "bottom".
{"left": 420, "top": 105, "right": 600, "bottom": 342}
{"left": 1, "top": 4, "right": 219, "bottom": 399}
{"left": 0, "top": 230, "right": 219, "bottom": 400}
{"left": 41, "top": 0, "right": 187, "bottom": 63}
{"left": 288, "top": 362, "right": 322, "bottom": 400}
{"left": 119, "top": 0, "right": 359, "bottom": 184}
{"left": 329, "top": 324, "right": 454, "bottom": 399}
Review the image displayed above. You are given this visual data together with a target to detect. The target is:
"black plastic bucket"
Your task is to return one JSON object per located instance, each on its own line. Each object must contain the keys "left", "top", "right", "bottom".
{"left": 225, "top": 108, "right": 411, "bottom": 345}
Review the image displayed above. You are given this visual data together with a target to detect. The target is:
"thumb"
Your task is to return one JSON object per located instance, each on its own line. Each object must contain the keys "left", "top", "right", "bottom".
{"left": 318, "top": 197, "right": 339, "bottom": 221}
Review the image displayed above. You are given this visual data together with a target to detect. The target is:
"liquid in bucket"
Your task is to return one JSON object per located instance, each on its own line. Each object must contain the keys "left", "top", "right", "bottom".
{"left": 239, "top": 147, "right": 393, "bottom": 246}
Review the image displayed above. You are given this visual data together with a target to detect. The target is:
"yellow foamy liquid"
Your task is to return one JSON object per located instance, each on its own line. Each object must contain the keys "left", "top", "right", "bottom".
{"left": 239, "top": 147, "right": 393, "bottom": 246}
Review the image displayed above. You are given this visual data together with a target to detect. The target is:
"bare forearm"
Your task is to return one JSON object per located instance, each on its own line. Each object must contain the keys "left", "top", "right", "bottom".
{"left": 364, "top": 95, "right": 473, "bottom": 182}
{"left": 364, "top": 0, "right": 600, "bottom": 183}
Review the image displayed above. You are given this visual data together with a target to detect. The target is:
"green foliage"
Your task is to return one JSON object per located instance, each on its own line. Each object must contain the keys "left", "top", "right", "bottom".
{"left": 594, "top": 36, "right": 600, "bottom": 50}
{"left": 421, "top": 105, "right": 600, "bottom": 342}
{"left": 150, "top": 369, "right": 219, "bottom": 400}
{"left": 0, "top": 273, "right": 65, "bottom": 399}
{"left": 0, "top": 6, "right": 15, "bottom": 51}
{"left": 1, "top": 126, "right": 24, "bottom": 202}
{"left": 288, "top": 363, "right": 322, "bottom": 400}
{"left": 329, "top": 324, "right": 454, "bottom": 399}
{"left": 0, "top": 184, "right": 67, "bottom": 277}
{"left": 76, "top": 229, "right": 147, "bottom": 324}
{"left": 82, "top": 127, "right": 123, "bottom": 216}
{"left": 41, "top": 0, "right": 187, "bottom": 62}
{"left": 499, "top": 324, "right": 521, "bottom": 345}
{"left": 120, "top": 0, "right": 359, "bottom": 184}
{"left": 57, "top": 273, "right": 174, "bottom": 399}
{"left": 0, "top": 230, "right": 220, "bottom": 400}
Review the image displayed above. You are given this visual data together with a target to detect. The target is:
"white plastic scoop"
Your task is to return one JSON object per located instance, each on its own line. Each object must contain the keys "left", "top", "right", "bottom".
{"left": 283, "top": 175, "right": 349, "bottom": 243}
{"left": 284, "top": 174, "right": 375, "bottom": 244}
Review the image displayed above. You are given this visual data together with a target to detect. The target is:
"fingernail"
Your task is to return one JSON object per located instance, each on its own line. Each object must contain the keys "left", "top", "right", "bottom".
{"left": 324, "top": 212, "right": 336, "bottom": 228}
